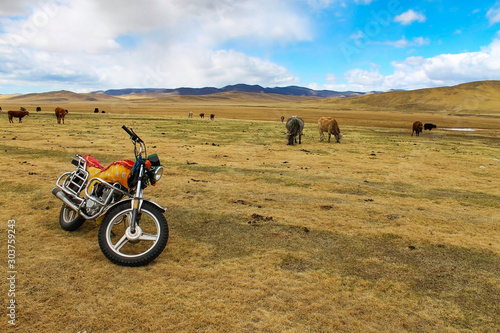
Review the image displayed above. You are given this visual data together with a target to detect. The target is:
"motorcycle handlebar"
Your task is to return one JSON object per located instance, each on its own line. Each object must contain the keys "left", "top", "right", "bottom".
{"left": 122, "top": 125, "right": 143, "bottom": 143}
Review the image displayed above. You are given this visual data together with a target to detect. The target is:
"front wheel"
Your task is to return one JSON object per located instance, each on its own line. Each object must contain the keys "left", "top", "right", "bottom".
{"left": 59, "top": 204, "right": 86, "bottom": 231}
{"left": 98, "top": 201, "right": 169, "bottom": 266}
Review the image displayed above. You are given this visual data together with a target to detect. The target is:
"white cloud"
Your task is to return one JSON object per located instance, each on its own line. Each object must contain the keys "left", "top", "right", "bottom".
{"left": 344, "top": 68, "right": 384, "bottom": 86}
{"left": 303, "top": 0, "right": 374, "bottom": 8}
{"left": 323, "top": 38, "right": 500, "bottom": 91}
{"left": 374, "top": 36, "right": 430, "bottom": 48}
{"left": 354, "top": 0, "right": 375, "bottom": 4}
{"left": 0, "top": 0, "right": 37, "bottom": 16}
{"left": 350, "top": 31, "right": 363, "bottom": 39}
{"left": 0, "top": 0, "right": 309, "bottom": 92}
{"left": 487, "top": 3, "right": 500, "bottom": 24}
{"left": 394, "top": 9, "right": 426, "bottom": 25}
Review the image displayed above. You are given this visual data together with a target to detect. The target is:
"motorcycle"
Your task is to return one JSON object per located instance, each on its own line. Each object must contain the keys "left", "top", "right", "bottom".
{"left": 52, "top": 125, "right": 168, "bottom": 267}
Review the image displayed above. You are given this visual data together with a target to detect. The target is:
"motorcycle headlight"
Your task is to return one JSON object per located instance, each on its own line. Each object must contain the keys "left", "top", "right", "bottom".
{"left": 153, "top": 166, "right": 163, "bottom": 182}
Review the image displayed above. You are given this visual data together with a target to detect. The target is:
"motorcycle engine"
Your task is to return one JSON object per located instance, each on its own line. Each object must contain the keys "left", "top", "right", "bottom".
{"left": 85, "top": 183, "right": 126, "bottom": 217}
{"left": 102, "top": 184, "right": 124, "bottom": 203}
{"left": 85, "top": 199, "right": 102, "bottom": 216}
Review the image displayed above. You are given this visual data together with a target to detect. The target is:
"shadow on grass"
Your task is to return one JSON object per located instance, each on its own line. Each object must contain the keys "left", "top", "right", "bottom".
{"left": 168, "top": 206, "right": 499, "bottom": 330}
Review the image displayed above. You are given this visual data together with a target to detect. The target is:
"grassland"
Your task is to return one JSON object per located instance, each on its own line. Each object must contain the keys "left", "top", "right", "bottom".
{"left": 0, "top": 86, "right": 499, "bottom": 332}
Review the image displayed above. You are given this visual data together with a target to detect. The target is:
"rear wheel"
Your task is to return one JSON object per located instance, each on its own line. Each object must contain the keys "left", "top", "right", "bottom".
{"left": 98, "top": 201, "right": 168, "bottom": 267}
{"left": 59, "top": 204, "right": 86, "bottom": 231}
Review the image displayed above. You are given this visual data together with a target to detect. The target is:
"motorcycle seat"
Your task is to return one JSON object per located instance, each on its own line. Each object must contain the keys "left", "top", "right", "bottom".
{"left": 83, "top": 155, "right": 134, "bottom": 171}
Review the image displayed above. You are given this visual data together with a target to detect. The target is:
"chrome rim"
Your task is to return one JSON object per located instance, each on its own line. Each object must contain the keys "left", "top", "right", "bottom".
{"left": 105, "top": 208, "right": 160, "bottom": 258}
{"left": 62, "top": 206, "right": 79, "bottom": 224}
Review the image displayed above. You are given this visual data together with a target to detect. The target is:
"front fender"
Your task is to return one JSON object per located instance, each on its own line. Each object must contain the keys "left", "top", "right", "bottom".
{"left": 106, "top": 198, "right": 166, "bottom": 214}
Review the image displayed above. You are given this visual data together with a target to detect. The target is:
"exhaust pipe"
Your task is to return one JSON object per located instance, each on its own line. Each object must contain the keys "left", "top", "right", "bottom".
{"left": 52, "top": 187, "right": 80, "bottom": 212}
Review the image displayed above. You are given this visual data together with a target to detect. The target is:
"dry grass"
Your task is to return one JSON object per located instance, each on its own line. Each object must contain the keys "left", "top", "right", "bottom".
{"left": 0, "top": 92, "right": 499, "bottom": 332}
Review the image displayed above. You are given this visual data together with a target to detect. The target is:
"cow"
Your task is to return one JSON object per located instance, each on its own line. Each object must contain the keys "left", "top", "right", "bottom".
{"left": 188, "top": 112, "right": 193, "bottom": 118}
{"left": 55, "top": 107, "right": 68, "bottom": 124}
{"left": 424, "top": 123, "right": 437, "bottom": 131}
{"left": 200, "top": 113, "right": 205, "bottom": 119}
{"left": 318, "top": 117, "right": 343, "bottom": 143}
{"left": 210, "top": 114, "right": 215, "bottom": 120}
{"left": 412, "top": 121, "right": 423, "bottom": 136}
{"left": 8, "top": 110, "right": 30, "bottom": 123}
{"left": 286, "top": 116, "right": 304, "bottom": 145}
{"left": 36, "top": 106, "right": 42, "bottom": 112}
{"left": 94, "top": 108, "right": 99, "bottom": 113}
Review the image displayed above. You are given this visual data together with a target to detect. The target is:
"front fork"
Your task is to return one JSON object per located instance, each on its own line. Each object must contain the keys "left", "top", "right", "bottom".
{"left": 130, "top": 163, "right": 144, "bottom": 233}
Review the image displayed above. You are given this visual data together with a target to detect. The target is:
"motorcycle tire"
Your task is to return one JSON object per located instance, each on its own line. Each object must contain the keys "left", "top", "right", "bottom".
{"left": 98, "top": 201, "right": 169, "bottom": 267}
{"left": 59, "top": 204, "right": 86, "bottom": 231}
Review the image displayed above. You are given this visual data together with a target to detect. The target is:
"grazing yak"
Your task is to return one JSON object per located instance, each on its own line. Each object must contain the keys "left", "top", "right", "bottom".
{"left": 412, "top": 121, "right": 423, "bottom": 136}
{"left": 199, "top": 113, "right": 205, "bottom": 119}
{"left": 210, "top": 114, "right": 215, "bottom": 120}
{"left": 286, "top": 116, "right": 304, "bottom": 145}
{"left": 8, "top": 110, "right": 30, "bottom": 123}
{"left": 424, "top": 123, "right": 437, "bottom": 131}
{"left": 36, "top": 106, "right": 42, "bottom": 112}
{"left": 55, "top": 107, "right": 68, "bottom": 124}
{"left": 318, "top": 117, "right": 343, "bottom": 143}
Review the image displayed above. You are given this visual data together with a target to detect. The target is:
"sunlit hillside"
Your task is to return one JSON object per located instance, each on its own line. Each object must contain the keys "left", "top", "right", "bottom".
{"left": 1, "top": 90, "right": 121, "bottom": 103}
{"left": 305, "top": 81, "right": 500, "bottom": 116}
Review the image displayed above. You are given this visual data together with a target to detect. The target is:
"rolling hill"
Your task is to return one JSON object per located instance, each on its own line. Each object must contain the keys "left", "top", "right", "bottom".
{"left": 96, "top": 84, "right": 376, "bottom": 98}
{"left": 126, "top": 91, "right": 320, "bottom": 104}
{"left": 0, "top": 90, "right": 121, "bottom": 103}
{"left": 308, "top": 80, "right": 500, "bottom": 115}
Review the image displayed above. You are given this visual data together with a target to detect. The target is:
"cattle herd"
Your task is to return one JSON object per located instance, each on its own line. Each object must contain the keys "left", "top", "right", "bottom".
{"left": 412, "top": 121, "right": 437, "bottom": 136}
{"left": 4, "top": 106, "right": 69, "bottom": 124}
{"left": 284, "top": 117, "right": 436, "bottom": 145}
{"left": 3, "top": 105, "right": 437, "bottom": 144}
{"left": 194, "top": 113, "right": 215, "bottom": 120}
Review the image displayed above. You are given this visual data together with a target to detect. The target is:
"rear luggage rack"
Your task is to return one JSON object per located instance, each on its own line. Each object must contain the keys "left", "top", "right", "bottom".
{"left": 57, "top": 155, "right": 89, "bottom": 197}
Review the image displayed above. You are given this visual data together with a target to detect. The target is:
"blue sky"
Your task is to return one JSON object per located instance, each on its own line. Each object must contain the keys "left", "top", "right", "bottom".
{"left": 1, "top": 0, "right": 500, "bottom": 94}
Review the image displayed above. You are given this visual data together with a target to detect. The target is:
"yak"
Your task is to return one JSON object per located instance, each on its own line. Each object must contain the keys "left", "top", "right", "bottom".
{"left": 318, "top": 117, "right": 343, "bottom": 143}
{"left": 412, "top": 121, "right": 423, "bottom": 137}
{"left": 286, "top": 116, "right": 304, "bottom": 145}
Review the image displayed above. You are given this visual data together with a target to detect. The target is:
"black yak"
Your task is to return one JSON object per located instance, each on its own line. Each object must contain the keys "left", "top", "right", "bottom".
{"left": 286, "top": 116, "right": 304, "bottom": 145}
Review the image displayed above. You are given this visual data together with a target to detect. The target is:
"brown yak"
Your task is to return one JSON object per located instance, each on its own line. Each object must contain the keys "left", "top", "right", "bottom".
{"left": 412, "top": 121, "right": 423, "bottom": 137}
{"left": 8, "top": 110, "right": 30, "bottom": 123}
{"left": 55, "top": 107, "right": 68, "bottom": 124}
{"left": 318, "top": 117, "right": 343, "bottom": 143}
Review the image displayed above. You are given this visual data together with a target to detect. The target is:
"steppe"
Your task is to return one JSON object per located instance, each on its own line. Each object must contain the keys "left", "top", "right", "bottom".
{"left": 0, "top": 81, "right": 499, "bottom": 332}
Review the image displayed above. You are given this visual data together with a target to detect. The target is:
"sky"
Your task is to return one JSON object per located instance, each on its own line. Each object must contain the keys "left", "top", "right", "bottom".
{"left": 1, "top": 0, "right": 500, "bottom": 94}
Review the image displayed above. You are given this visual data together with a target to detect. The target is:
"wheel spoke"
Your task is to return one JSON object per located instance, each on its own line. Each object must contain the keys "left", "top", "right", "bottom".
{"left": 113, "top": 234, "right": 128, "bottom": 251}
{"left": 139, "top": 232, "right": 158, "bottom": 242}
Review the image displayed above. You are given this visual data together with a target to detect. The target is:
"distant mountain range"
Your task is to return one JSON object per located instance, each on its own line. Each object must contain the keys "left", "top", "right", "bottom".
{"left": 94, "top": 84, "right": 381, "bottom": 98}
